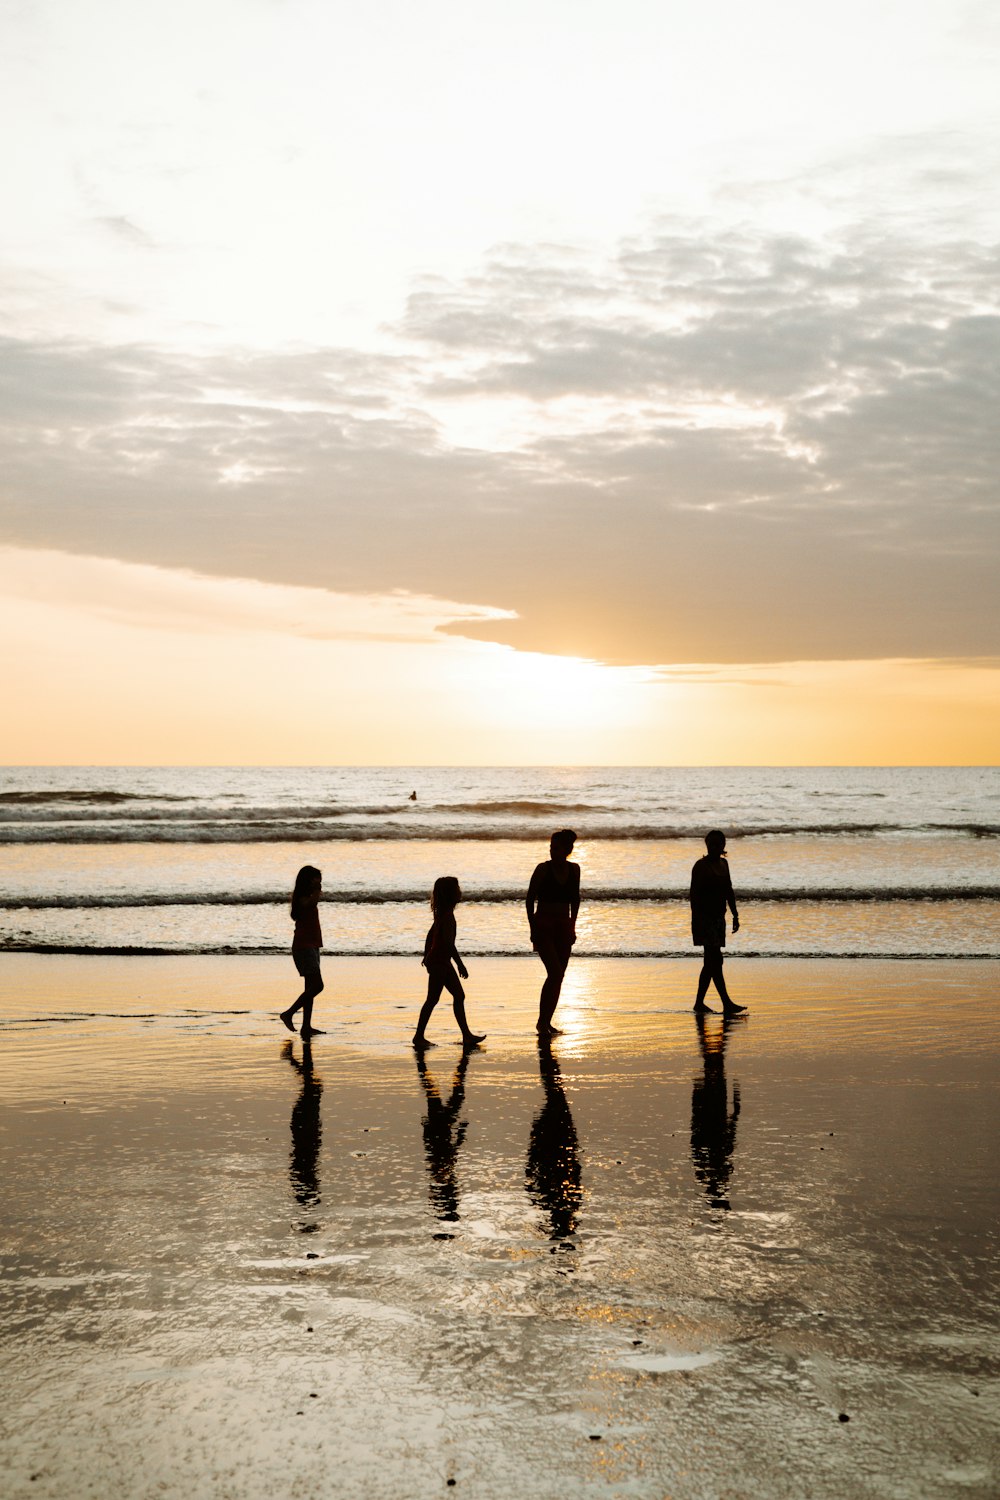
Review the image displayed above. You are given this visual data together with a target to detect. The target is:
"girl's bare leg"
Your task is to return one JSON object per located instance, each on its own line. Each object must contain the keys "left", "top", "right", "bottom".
{"left": 414, "top": 972, "right": 445, "bottom": 1047}
{"left": 301, "top": 976, "right": 325, "bottom": 1036}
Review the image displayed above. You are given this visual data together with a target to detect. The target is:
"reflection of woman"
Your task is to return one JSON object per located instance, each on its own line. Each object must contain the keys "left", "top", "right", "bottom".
{"left": 415, "top": 1048, "right": 472, "bottom": 1225}
{"left": 690, "top": 1014, "right": 740, "bottom": 1210}
{"left": 526, "top": 830, "right": 581, "bottom": 1036}
{"left": 526, "top": 1039, "right": 582, "bottom": 1241}
{"left": 283, "top": 1039, "right": 322, "bottom": 1223}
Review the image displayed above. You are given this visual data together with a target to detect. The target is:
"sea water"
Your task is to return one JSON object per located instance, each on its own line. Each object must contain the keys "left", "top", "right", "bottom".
{"left": 1, "top": 765, "right": 997, "bottom": 957}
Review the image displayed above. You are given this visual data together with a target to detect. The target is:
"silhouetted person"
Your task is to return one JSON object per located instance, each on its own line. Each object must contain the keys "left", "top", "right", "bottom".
{"left": 283, "top": 1038, "right": 322, "bottom": 1226}
{"left": 690, "top": 830, "right": 746, "bottom": 1016}
{"left": 409, "top": 790, "right": 417, "bottom": 801}
{"left": 415, "top": 1048, "right": 472, "bottom": 1225}
{"left": 526, "top": 829, "right": 581, "bottom": 1036}
{"left": 413, "top": 876, "right": 486, "bottom": 1049}
{"left": 526, "top": 1038, "right": 582, "bottom": 1241}
{"left": 690, "top": 1013, "right": 741, "bottom": 1210}
{"left": 280, "top": 864, "right": 326, "bottom": 1036}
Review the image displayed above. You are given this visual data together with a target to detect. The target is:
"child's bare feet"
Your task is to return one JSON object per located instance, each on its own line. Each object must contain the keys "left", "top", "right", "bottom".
{"left": 279, "top": 1010, "right": 296, "bottom": 1032}
{"left": 462, "top": 1032, "right": 486, "bottom": 1047}
{"left": 693, "top": 1003, "right": 716, "bottom": 1015}
{"left": 301, "top": 1026, "right": 325, "bottom": 1037}
{"left": 412, "top": 1035, "right": 435, "bottom": 1049}
{"left": 722, "top": 1004, "right": 747, "bottom": 1017}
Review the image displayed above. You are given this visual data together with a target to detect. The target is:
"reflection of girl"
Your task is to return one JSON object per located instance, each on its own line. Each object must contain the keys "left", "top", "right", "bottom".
{"left": 415, "top": 1049, "right": 471, "bottom": 1225}
{"left": 412, "top": 877, "right": 486, "bottom": 1049}
{"left": 280, "top": 865, "right": 325, "bottom": 1036}
{"left": 526, "top": 830, "right": 581, "bottom": 1036}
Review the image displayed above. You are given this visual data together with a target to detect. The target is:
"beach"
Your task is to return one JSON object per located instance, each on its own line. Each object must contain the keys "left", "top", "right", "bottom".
{"left": 2, "top": 953, "right": 998, "bottom": 1499}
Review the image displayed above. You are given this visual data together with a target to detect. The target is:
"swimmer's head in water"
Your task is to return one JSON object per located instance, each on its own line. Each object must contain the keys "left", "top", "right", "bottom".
{"left": 550, "top": 828, "right": 577, "bottom": 858}
{"left": 704, "top": 830, "right": 727, "bottom": 857}
{"left": 431, "top": 875, "right": 462, "bottom": 914}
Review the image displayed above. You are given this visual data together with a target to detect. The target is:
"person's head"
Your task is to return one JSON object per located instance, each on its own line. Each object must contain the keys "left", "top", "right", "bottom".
{"left": 291, "top": 864, "right": 322, "bottom": 916}
{"left": 705, "top": 830, "right": 727, "bottom": 858}
{"left": 431, "top": 875, "right": 462, "bottom": 915}
{"left": 550, "top": 828, "right": 577, "bottom": 860}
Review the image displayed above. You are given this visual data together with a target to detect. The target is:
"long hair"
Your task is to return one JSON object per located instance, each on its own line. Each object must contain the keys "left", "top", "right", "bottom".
{"left": 430, "top": 875, "right": 461, "bottom": 916}
{"left": 291, "top": 865, "right": 322, "bottom": 920}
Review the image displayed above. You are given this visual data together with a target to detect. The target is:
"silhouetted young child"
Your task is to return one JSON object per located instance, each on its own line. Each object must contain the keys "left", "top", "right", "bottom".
{"left": 280, "top": 864, "right": 325, "bottom": 1037}
{"left": 412, "top": 876, "right": 485, "bottom": 1049}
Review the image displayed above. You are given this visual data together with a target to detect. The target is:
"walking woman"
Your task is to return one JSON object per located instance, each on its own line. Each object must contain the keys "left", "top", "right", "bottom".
{"left": 690, "top": 831, "right": 746, "bottom": 1017}
{"left": 280, "top": 864, "right": 325, "bottom": 1037}
{"left": 526, "top": 829, "right": 581, "bottom": 1036}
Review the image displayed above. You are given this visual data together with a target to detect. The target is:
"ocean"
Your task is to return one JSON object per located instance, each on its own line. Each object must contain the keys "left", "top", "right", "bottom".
{"left": 1, "top": 766, "right": 997, "bottom": 958}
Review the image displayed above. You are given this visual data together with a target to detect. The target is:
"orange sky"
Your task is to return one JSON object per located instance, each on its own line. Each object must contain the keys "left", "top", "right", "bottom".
{"left": 2, "top": 548, "right": 997, "bottom": 764}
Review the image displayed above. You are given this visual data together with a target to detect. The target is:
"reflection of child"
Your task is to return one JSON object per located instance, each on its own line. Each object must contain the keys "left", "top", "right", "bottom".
{"left": 412, "top": 877, "right": 485, "bottom": 1050}
{"left": 280, "top": 865, "right": 326, "bottom": 1037}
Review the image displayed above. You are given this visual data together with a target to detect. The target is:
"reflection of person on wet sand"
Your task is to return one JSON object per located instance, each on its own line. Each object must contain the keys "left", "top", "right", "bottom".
{"left": 526, "top": 1039, "right": 582, "bottom": 1241}
{"left": 690, "top": 1014, "right": 740, "bottom": 1210}
{"left": 415, "top": 1048, "right": 472, "bottom": 1225}
{"left": 526, "top": 829, "right": 581, "bottom": 1036}
{"left": 690, "top": 830, "right": 746, "bottom": 1016}
{"left": 283, "top": 1039, "right": 322, "bottom": 1221}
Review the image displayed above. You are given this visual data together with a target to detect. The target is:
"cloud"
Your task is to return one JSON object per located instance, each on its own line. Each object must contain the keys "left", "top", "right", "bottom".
{"left": 1, "top": 214, "right": 998, "bottom": 665}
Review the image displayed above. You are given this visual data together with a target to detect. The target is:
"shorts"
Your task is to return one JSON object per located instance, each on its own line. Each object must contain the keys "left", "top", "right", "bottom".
{"left": 692, "top": 917, "right": 726, "bottom": 949}
{"left": 293, "top": 946, "right": 322, "bottom": 980}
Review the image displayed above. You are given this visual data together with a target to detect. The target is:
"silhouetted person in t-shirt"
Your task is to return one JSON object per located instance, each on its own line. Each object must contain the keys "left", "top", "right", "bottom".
{"left": 415, "top": 1047, "right": 473, "bottom": 1226}
{"left": 526, "top": 829, "right": 581, "bottom": 1036}
{"left": 526, "top": 1038, "right": 582, "bottom": 1241}
{"left": 690, "top": 830, "right": 746, "bottom": 1016}
{"left": 690, "top": 1013, "right": 741, "bottom": 1210}
{"left": 283, "top": 1039, "right": 322, "bottom": 1227}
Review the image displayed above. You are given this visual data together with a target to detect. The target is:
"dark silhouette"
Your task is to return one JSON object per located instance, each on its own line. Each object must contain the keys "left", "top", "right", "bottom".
{"left": 415, "top": 1048, "right": 472, "bottom": 1225}
{"left": 690, "top": 830, "right": 746, "bottom": 1016}
{"left": 526, "top": 1038, "right": 582, "bottom": 1241}
{"left": 283, "top": 1039, "right": 323, "bottom": 1228}
{"left": 413, "top": 876, "right": 486, "bottom": 1048}
{"left": 409, "top": 790, "right": 417, "bottom": 801}
{"left": 280, "top": 864, "right": 325, "bottom": 1036}
{"left": 690, "top": 1013, "right": 741, "bottom": 1210}
{"left": 526, "top": 829, "right": 581, "bottom": 1036}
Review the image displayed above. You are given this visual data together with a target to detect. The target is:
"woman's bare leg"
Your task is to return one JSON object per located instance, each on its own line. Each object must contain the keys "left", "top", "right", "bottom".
{"left": 536, "top": 940, "right": 569, "bottom": 1033}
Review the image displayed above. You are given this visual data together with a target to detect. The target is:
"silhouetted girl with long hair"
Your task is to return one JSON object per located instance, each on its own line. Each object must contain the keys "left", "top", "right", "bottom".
{"left": 412, "top": 876, "right": 485, "bottom": 1050}
{"left": 280, "top": 864, "right": 325, "bottom": 1037}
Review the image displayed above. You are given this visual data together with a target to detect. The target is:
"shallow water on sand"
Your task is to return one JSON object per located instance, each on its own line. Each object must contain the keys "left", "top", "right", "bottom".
{"left": 1, "top": 957, "right": 998, "bottom": 1499}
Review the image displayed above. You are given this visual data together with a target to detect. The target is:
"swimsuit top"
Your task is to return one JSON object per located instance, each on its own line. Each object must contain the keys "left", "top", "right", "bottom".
{"left": 533, "top": 861, "right": 580, "bottom": 906}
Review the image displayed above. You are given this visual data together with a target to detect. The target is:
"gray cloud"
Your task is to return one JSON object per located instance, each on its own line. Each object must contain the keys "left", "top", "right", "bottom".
{"left": 1, "top": 218, "right": 998, "bottom": 665}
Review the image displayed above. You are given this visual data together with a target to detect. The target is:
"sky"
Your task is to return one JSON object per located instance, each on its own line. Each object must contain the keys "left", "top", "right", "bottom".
{"left": 1, "top": 0, "right": 998, "bottom": 763}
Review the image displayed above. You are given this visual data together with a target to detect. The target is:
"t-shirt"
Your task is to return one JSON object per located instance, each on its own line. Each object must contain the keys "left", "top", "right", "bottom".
{"left": 689, "top": 857, "right": 733, "bottom": 919}
{"left": 292, "top": 901, "right": 323, "bottom": 950}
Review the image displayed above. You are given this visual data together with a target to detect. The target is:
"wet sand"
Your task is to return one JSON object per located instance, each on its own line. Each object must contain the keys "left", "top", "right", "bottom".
{"left": 2, "top": 955, "right": 998, "bottom": 1498}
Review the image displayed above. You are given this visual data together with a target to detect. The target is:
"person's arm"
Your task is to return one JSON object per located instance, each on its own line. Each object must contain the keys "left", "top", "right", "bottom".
{"left": 725, "top": 865, "right": 740, "bottom": 932}
{"left": 449, "top": 915, "right": 468, "bottom": 978}
{"left": 525, "top": 865, "right": 541, "bottom": 935}
{"left": 690, "top": 861, "right": 703, "bottom": 910}
{"left": 569, "top": 863, "right": 581, "bottom": 942}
